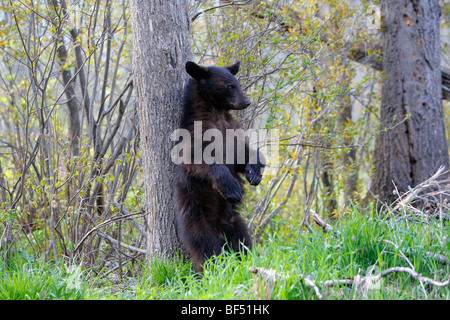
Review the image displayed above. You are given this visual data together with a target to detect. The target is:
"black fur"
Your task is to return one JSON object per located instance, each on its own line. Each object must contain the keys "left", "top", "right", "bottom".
{"left": 174, "top": 61, "right": 264, "bottom": 272}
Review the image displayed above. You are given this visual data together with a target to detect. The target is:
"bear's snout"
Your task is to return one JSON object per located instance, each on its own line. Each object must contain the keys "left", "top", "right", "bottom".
{"left": 235, "top": 96, "right": 251, "bottom": 110}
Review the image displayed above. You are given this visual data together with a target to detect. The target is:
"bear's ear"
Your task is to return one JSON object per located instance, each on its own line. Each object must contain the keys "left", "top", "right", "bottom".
{"left": 225, "top": 61, "right": 241, "bottom": 76}
{"left": 186, "top": 61, "right": 210, "bottom": 80}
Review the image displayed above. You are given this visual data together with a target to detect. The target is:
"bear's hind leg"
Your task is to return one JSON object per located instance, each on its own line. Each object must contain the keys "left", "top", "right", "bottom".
{"left": 222, "top": 216, "right": 252, "bottom": 255}
{"left": 188, "top": 231, "right": 226, "bottom": 272}
{"left": 179, "top": 216, "right": 225, "bottom": 272}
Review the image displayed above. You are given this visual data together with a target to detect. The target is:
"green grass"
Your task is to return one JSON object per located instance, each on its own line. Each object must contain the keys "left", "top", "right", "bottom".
{"left": 0, "top": 254, "right": 93, "bottom": 300}
{"left": 2, "top": 207, "right": 450, "bottom": 300}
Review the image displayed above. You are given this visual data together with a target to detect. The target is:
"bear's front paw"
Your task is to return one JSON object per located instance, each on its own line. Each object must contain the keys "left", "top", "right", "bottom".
{"left": 245, "top": 163, "right": 262, "bottom": 186}
{"left": 216, "top": 177, "right": 243, "bottom": 204}
{"left": 223, "top": 186, "right": 243, "bottom": 204}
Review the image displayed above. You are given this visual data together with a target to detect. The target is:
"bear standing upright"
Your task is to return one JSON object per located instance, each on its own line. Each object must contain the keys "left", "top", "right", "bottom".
{"left": 173, "top": 61, "right": 265, "bottom": 272}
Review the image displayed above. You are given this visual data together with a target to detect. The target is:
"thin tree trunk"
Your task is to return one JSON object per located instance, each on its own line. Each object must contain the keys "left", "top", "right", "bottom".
{"left": 339, "top": 102, "right": 358, "bottom": 206}
{"left": 56, "top": 43, "right": 81, "bottom": 157}
{"left": 0, "top": 161, "right": 13, "bottom": 266}
{"left": 371, "top": 0, "right": 449, "bottom": 204}
{"left": 48, "top": 0, "right": 81, "bottom": 157}
{"left": 129, "top": 0, "right": 192, "bottom": 260}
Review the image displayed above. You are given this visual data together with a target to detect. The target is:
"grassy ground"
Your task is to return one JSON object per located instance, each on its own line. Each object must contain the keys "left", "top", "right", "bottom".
{"left": 1, "top": 207, "right": 450, "bottom": 300}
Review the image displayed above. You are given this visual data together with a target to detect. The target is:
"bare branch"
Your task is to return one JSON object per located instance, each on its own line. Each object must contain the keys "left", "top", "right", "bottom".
{"left": 73, "top": 211, "right": 145, "bottom": 254}
{"left": 191, "top": 0, "right": 254, "bottom": 22}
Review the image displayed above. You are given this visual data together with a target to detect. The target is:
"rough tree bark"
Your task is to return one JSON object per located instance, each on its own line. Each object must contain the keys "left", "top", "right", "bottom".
{"left": 371, "top": 0, "right": 449, "bottom": 204}
{"left": 129, "top": 0, "right": 192, "bottom": 260}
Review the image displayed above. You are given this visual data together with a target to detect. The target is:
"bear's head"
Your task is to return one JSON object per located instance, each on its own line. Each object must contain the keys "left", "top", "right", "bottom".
{"left": 185, "top": 61, "right": 251, "bottom": 111}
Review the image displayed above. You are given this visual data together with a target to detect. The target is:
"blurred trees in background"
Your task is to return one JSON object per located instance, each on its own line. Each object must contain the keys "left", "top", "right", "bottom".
{"left": 0, "top": 0, "right": 449, "bottom": 275}
{"left": 0, "top": 0, "right": 142, "bottom": 272}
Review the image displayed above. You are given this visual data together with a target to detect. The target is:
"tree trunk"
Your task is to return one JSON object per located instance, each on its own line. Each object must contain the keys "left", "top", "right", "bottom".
{"left": 340, "top": 103, "right": 358, "bottom": 207}
{"left": 129, "top": 0, "right": 191, "bottom": 260}
{"left": 371, "top": 0, "right": 449, "bottom": 203}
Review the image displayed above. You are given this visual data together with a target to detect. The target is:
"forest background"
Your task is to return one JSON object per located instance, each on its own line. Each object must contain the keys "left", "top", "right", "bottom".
{"left": 0, "top": 0, "right": 450, "bottom": 300}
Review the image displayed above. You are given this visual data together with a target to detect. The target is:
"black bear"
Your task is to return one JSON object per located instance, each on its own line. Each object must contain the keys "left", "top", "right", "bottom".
{"left": 173, "top": 61, "right": 264, "bottom": 272}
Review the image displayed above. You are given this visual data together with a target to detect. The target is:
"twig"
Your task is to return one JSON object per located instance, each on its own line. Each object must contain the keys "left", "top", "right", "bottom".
{"left": 310, "top": 210, "right": 340, "bottom": 236}
{"left": 322, "top": 267, "right": 450, "bottom": 289}
{"left": 383, "top": 240, "right": 429, "bottom": 297}
{"left": 191, "top": 0, "right": 253, "bottom": 22}
{"left": 302, "top": 277, "right": 324, "bottom": 300}
{"left": 278, "top": 116, "right": 409, "bottom": 151}
{"left": 100, "top": 258, "right": 133, "bottom": 278}
{"left": 391, "top": 166, "right": 449, "bottom": 213}
{"left": 379, "top": 267, "right": 450, "bottom": 288}
{"left": 322, "top": 266, "right": 450, "bottom": 292}
{"left": 97, "top": 232, "right": 146, "bottom": 254}
{"left": 73, "top": 211, "right": 145, "bottom": 254}
{"left": 249, "top": 267, "right": 324, "bottom": 300}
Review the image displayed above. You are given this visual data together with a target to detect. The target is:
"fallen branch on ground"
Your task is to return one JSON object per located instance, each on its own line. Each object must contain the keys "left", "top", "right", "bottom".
{"left": 323, "top": 266, "right": 450, "bottom": 289}
{"left": 310, "top": 210, "right": 341, "bottom": 238}
{"left": 391, "top": 166, "right": 450, "bottom": 217}
{"left": 249, "top": 265, "right": 450, "bottom": 300}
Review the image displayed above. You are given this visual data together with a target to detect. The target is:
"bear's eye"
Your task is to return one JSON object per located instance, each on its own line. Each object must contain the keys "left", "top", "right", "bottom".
{"left": 226, "top": 84, "right": 235, "bottom": 89}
